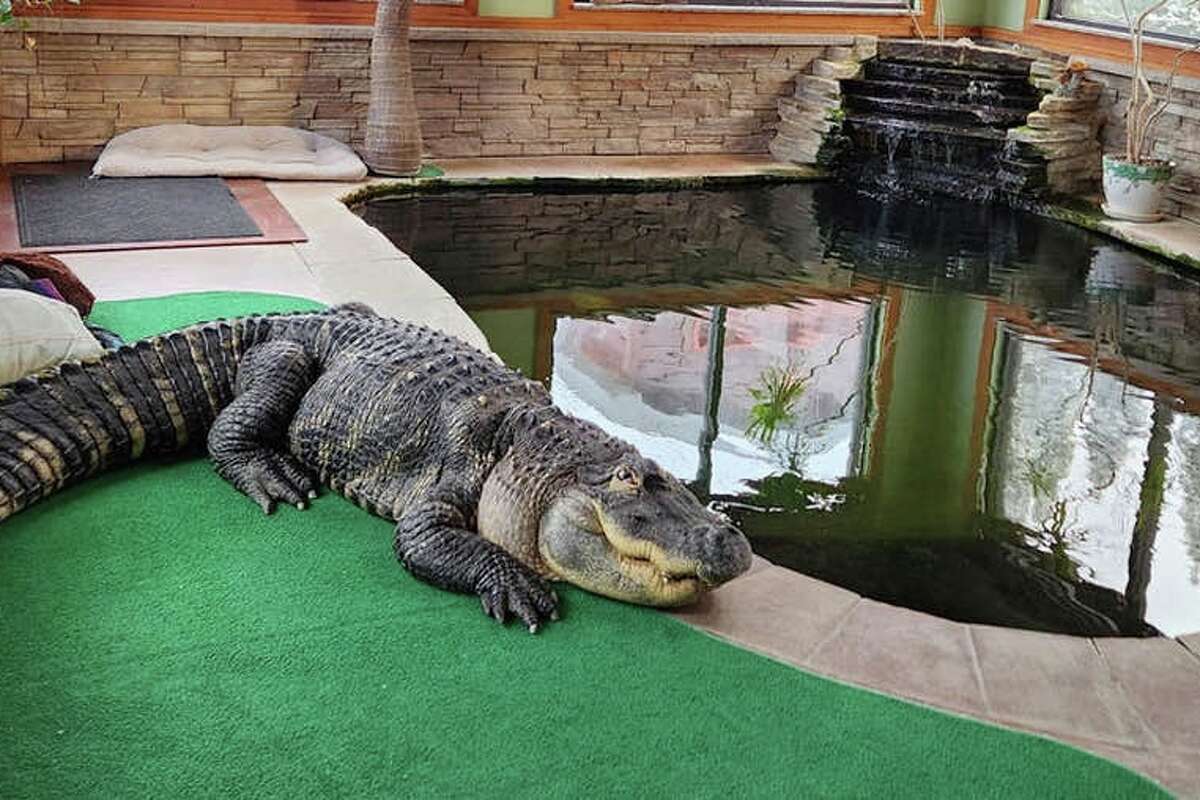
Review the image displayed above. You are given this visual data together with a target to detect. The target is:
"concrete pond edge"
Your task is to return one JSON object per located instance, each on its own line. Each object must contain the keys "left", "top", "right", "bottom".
{"left": 337, "top": 166, "right": 828, "bottom": 207}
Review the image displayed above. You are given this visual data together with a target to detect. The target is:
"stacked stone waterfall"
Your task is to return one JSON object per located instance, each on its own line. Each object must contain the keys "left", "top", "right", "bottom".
{"left": 771, "top": 40, "right": 1105, "bottom": 201}
{"left": 1009, "top": 59, "right": 1105, "bottom": 195}
{"left": 769, "top": 37, "right": 876, "bottom": 165}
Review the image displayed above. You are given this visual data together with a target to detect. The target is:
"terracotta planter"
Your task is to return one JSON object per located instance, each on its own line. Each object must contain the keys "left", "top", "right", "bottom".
{"left": 1102, "top": 155, "right": 1173, "bottom": 223}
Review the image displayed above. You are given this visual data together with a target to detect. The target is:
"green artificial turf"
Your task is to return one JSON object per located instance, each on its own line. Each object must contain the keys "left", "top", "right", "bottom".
{"left": 0, "top": 292, "right": 1169, "bottom": 799}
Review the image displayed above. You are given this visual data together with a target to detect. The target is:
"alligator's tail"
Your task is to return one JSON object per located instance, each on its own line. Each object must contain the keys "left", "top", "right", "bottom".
{"left": 0, "top": 317, "right": 277, "bottom": 523}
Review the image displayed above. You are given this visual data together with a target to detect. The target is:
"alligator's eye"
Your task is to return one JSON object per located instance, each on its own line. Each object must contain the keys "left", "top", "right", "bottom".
{"left": 612, "top": 465, "right": 640, "bottom": 490}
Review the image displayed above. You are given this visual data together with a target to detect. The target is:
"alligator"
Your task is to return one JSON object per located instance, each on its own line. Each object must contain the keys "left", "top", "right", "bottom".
{"left": 0, "top": 304, "right": 753, "bottom": 631}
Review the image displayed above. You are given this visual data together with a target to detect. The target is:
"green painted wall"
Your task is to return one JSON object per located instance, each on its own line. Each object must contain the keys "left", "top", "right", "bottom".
{"left": 984, "top": 0, "right": 1030, "bottom": 31}
{"left": 940, "top": 0, "right": 986, "bottom": 26}
{"left": 477, "top": 0, "right": 556, "bottom": 18}
{"left": 941, "top": 0, "right": 1029, "bottom": 31}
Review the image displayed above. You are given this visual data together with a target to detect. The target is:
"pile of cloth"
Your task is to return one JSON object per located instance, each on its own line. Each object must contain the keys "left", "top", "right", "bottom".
{"left": 0, "top": 253, "right": 122, "bottom": 384}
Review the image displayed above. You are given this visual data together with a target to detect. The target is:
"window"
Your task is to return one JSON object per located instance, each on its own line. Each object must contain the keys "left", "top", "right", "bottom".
{"left": 670, "top": 0, "right": 907, "bottom": 6}
{"left": 581, "top": 0, "right": 908, "bottom": 9}
{"left": 1050, "top": 0, "right": 1200, "bottom": 43}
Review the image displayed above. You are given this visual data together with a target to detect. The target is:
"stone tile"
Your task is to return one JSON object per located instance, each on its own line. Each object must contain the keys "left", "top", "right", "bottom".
{"left": 62, "top": 244, "right": 321, "bottom": 303}
{"left": 274, "top": 157, "right": 814, "bottom": 195}
{"left": 430, "top": 154, "right": 817, "bottom": 181}
{"left": 971, "top": 625, "right": 1152, "bottom": 747}
{"left": 669, "top": 565, "right": 859, "bottom": 669}
{"left": 1096, "top": 637, "right": 1200, "bottom": 749}
{"left": 745, "top": 553, "right": 772, "bottom": 577}
{"left": 292, "top": 222, "right": 401, "bottom": 267}
{"left": 1102, "top": 217, "right": 1200, "bottom": 266}
{"left": 806, "top": 599, "right": 987, "bottom": 716}
{"left": 305, "top": 252, "right": 446, "bottom": 301}
{"left": 266, "top": 187, "right": 359, "bottom": 221}
{"left": 266, "top": 180, "right": 356, "bottom": 202}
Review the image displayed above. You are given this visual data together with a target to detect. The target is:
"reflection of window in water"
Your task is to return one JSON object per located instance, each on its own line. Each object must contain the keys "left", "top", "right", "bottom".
{"left": 987, "top": 331, "right": 1148, "bottom": 544}
{"left": 1167, "top": 414, "right": 1200, "bottom": 585}
{"left": 548, "top": 298, "right": 877, "bottom": 496}
{"left": 984, "top": 327, "right": 1200, "bottom": 635}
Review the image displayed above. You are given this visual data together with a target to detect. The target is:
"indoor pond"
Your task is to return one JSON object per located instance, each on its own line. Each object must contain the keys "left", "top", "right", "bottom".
{"left": 362, "top": 183, "right": 1200, "bottom": 638}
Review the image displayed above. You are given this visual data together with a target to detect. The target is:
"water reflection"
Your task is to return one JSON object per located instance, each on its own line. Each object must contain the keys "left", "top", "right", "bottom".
{"left": 551, "top": 299, "right": 874, "bottom": 495}
{"left": 362, "top": 183, "right": 1200, "bottom": 636}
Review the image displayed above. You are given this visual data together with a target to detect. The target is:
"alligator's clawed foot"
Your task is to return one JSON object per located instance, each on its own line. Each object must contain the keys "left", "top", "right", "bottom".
{"left": 217, "top": 449, "right": 319, "bottom": 515}
{"left": 477, "top": 564, "right": 559, "bottom": 633}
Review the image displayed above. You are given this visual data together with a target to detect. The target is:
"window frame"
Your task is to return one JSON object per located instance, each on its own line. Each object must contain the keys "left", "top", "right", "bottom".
{"left": 1048, "top": 0, "right": 1200, "bottom": 46}
{"left": 573, "top": 0, "right": 910, "bottom": 11}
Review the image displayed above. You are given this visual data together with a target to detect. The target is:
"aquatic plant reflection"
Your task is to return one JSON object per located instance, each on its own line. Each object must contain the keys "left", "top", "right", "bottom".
{"left": 746, "top": 364, "right": 808, "bottom": 445}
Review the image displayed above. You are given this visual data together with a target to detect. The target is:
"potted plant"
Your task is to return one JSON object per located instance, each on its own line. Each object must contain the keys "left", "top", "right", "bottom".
{"left": 1103, "top": 0, "right": 1200, "bottom": 222}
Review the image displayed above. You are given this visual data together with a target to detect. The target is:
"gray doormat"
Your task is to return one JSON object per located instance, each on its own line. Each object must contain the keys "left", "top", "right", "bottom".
{"left": 12, "top": 174, "right": 263, "bottom": 247}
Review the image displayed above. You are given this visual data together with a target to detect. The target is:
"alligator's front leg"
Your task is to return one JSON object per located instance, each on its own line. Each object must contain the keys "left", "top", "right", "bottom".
{"left": 208, "top": 339, "right": 319, "bottom": 514}
{"left": 394, "top": 489, "right": 559, "bottom": 632}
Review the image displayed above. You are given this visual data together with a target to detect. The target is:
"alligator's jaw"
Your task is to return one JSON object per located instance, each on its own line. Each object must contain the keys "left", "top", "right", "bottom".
{"left": 612, "top": 553, "right": 703, "bottom": 606}
{"left": 599, "top": 509, "right": 706, "bottom": 605}
{"left": 537, "top": 493, "right": 711, "bottom": 607}
{"left": 539, "top": 541, "right": 706, "bottom": 607}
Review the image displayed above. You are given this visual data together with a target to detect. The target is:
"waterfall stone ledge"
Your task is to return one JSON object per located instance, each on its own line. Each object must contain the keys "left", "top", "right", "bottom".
{"left": 771, "top": 39, "right": 1105, "bottom": 202}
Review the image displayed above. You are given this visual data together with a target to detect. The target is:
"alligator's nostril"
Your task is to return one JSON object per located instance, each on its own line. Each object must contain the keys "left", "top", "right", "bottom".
{"left": 698, "top": 523, "right": 753, "bottom": 585}
{"left": 704, "top": 522, "right": 743, "bottom": 547}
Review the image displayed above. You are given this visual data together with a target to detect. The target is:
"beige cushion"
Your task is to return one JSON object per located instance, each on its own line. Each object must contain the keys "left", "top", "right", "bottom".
{"left": 92, "top": 124, "right": 368, "bottom": 181}
{"left": 0, "top": 289, "right": 104, "bottom": 385}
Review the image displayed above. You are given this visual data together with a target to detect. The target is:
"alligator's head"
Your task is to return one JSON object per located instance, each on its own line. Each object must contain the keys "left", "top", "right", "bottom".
{"left": 480, "top": 413, "right": 753, "bottom": 607}
{"left": 539, "top": 456, "right": 752, "bottom": 606}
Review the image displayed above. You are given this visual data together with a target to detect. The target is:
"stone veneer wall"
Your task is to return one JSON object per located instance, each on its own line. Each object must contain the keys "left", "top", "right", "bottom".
{"left": 0, "top": 25, "right": 833, "bottom": 163}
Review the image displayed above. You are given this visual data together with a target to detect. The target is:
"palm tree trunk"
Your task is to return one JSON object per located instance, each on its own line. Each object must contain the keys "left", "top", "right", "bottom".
{"left": 363, "top": 0, "right": 423, "bottom": 176}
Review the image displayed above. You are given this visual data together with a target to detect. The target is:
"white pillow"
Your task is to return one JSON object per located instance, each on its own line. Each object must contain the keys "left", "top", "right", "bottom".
{"left": 92, "top": 124, "right": 369, "bottom": 181}
{"left": 0, "top": 289, "right": 104, "bottom": 385}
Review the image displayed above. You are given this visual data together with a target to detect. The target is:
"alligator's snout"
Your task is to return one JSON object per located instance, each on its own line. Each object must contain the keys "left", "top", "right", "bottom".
{"left": 696, "top": 521, "right": 753, "bottom": 586}
{"left": 536, "top": 458, "right": 755, "bottom": 608}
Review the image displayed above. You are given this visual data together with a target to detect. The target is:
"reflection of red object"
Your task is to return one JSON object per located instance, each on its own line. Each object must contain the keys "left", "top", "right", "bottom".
{"left": 560, "top": 300, "right": 869, "bottom": 420}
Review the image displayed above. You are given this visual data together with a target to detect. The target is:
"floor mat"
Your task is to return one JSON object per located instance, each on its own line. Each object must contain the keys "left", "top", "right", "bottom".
{"left": 0, "top": 292, "right": 1168, "bottom": 799}
{"left": 12, "top": 174, "right": 263, "bottom": 247}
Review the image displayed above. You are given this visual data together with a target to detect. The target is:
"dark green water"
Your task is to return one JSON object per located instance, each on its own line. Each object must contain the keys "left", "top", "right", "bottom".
{"left": 362, "top": 183, "right": 1200, "bottom": 638}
